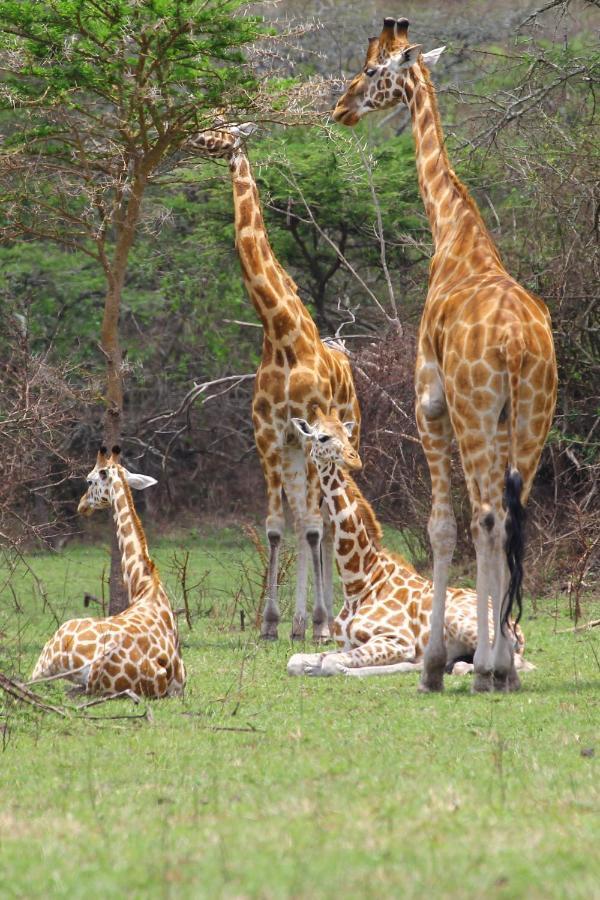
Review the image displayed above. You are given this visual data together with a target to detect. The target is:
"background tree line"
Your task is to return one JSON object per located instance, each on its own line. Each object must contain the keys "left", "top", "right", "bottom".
{"left": 1, "top": 0, "right": 598, "bottom": 601}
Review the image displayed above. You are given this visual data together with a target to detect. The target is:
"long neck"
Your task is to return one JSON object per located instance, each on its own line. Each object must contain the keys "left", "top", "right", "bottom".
{"left": 318, "top": 461, "right": 382, "bottom": 599}
{"left": 229, "top": 150, "right": 319, "bottom": 346}
{"left": 404, "top": 65, "right": 502, "bottom": 264}
{"left": 109, "top": 473, "right": 157, "bottom": 602}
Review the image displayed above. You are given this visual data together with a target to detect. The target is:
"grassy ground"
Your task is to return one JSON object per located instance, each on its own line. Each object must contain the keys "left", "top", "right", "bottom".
{"left": 0, "top": 526, "right": 599, "bottom": 899}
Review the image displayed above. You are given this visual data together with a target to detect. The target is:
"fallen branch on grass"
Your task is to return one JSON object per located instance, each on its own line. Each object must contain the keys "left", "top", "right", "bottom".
{"left": 76, "top": 689, "right": 141, "bottom": 709}
{"left": 77, "top": 707, "right": 154, "bottom": 724}
{"left": 0, "top": 671, "right": 68, "bottom": 717}
{"left": 557, "top": 618, "right": 600, "bottom": 634}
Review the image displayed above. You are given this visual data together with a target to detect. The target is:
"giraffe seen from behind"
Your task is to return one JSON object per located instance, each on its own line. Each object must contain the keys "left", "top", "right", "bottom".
{"left": 333, "top": 18, "right": 557, "bottom": 692}
{"left": 287, "top": 411, "right": 529, "bottom": 677}
{"left": 31, "top": 447, "right": 186, "bottom": 698}
{"left": 189, "top": 126, "right": 361, "bottom": 642}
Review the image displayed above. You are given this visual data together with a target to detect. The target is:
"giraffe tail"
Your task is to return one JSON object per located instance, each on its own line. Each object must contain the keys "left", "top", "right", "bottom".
{"left": 503, "top": 334, "right": 527, "bottom": 630}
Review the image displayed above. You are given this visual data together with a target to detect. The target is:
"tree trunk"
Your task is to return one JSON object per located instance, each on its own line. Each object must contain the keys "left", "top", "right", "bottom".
{"left": 102, "top": 280, "right": 128, "bottom": 615}
{"left": 99, "top": 165, "right": 150, "bottom": 615}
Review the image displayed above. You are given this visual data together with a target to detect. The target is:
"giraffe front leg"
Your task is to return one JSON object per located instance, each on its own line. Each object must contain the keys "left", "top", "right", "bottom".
{"left": 282, "top": 445, "right": 311, "bottom": 641}
{"left": 287, "top": 649, "right": 342, "bottom": 676}
{"left": 306, "top": 458, "right": 329, "bottom": 644}
{"left": 322, "top": 635, "right": 418, "bottom": 676}
{"left": 262, "top": 526, "right": 283, "bottom": 640}
{"left": 259, "top": 443, "right": 285, "bottom": 641}
{"left": 416, "top": 390, "right": 456, "bottom": 694}
{"left": 290, "top": 530, "right": 308, "bottom": 640}
{"left": 321, "top": 501, "right": 336, "bottom": 633}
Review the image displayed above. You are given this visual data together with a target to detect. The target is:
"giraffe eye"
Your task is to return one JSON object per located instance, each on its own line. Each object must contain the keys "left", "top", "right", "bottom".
{"left": 365, "top": 68, "right": 377, "bottom": 77}
{"left": 318, "top": 435, "right": 331, "bottom": 444}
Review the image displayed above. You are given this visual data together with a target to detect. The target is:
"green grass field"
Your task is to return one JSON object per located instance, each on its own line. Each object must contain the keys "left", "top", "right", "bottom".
{"left": 1, "top": 527, "right": 599, "bottom": 899}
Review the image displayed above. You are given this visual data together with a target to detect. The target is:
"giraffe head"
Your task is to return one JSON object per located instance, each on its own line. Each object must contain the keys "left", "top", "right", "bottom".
{"left": 332, "top": 17, "right": 445, "bottom": 126}
{"left": 292, "top": 410, "right": 362, "bottom": 472}
{"left": 187, "top": 122, "right": 257, "bottom": 160}
{"left": 77, "top": 446, "right": 157, "bottom": 517}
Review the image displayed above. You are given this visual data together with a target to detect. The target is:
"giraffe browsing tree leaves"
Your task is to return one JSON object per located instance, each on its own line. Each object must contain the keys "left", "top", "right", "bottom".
{"left": 31, "top": 447, "right": 186, "bottom": 699}
{"left": 189, "top": 125, "right": 361, "bottom": 642}
{"left": 287, "top": 411, "right": 530, "bottom": 678}
{"left": 333, "top": 18, "right": 557, "bottom": 692}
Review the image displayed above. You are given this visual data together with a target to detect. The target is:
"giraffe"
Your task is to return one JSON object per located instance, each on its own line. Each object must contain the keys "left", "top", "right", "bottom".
{"left": 333, "top": 18, "right": 557, "bottom": 692}
{"left": 189, "top": 125, "right": 361, "bottom": 642}
{"left": 31, "top": 447, "right": 186, "bottom": 698}
{"left": 287, "top": 410, "right": 530, "bottom": 677}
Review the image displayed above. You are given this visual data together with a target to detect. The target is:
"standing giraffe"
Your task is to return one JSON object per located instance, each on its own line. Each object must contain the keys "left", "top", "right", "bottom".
{"left": 287, "top": 410, "right": 529, "bottom": 677}
{"left": 190, "top": 126, "right": 361, "bottom": 641}
{"left": 31, "top": 447, "right": 186, "bottom": 698}
{"left": 333, "top": 19, "right": 557, "bottom": 692}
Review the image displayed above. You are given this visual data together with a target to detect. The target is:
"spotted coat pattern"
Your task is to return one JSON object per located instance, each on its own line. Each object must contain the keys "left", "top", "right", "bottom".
{"left": 190, "top": 128, "right": 361, "bottom": 641}
{"left": 287, "top": 412, "right": 526, "bottom": 677}
{"left": 31, "top": 450, "right": 185, "bottom": 698}
{"left": 333, "top": 18, "right": 556, "bottom": 691}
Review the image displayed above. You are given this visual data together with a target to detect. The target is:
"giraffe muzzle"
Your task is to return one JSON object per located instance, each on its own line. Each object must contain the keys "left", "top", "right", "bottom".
{"left": 345, "top": 451, "right": 363, "bottom": 471}
{"left": 332, "top": 104, "right": 360, "bottom": 127}
{"left": 77, "top": 496, "right": 94, "bottom": 517}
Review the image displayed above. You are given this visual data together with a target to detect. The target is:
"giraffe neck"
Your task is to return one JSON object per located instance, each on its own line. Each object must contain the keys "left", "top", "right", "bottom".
{"left": 404, "top": 65, "right": 502, "bottom": 265}
{"left": 229, "top": 150, "right": 319, "bottom": 347}
{"left": 108, "top": 471, "right": 158, "bottom": 602}
{"left": 317, "top": 461, "right": 383, "bottom": 599}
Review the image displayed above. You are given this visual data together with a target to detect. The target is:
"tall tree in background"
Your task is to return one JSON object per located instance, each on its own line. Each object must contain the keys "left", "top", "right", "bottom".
{"left": 0, "top": 0, "right": 294, "bottom": 612}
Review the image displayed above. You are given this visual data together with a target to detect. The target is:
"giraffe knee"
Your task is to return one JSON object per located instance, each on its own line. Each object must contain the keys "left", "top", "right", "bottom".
{"left": 482, "top": 510, "right": 495, "bottom": 533}
{"left": 471, "top": 506, "right": 503, "bottom": 547}
{"left": 428, "top": 514, "right": 456, "bottom": 557}
{"left": 305, "top": 517, "right": 323, "bottom": 547}
{"left": 266, "top": 516, "right": 284, "bottom": 544}
{"left": 417, "top": 382, "right": 447, "bottom": 421}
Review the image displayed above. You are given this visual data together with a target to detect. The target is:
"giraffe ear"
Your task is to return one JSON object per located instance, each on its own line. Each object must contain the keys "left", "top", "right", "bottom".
{"left": 292, "top": 418, "right": 316, "bottom": 441}
{"left": 343, "top": 421, "right": 357, "bottom": 438}
{"left": 422, "top": 46, "right": 446, "bottom": 67}
{"left": 391, "top": 43, "right": 422, "bottom": 70}
{"left": 123, "top": 470, "right": 158, "bottom": 491}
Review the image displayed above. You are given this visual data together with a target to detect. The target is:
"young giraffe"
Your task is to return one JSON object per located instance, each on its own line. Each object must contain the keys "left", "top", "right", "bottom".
{"left": 31, "top": 447, "right": 186, "bottom": 698}
{"left": 333, "top": 19, "right": 557, "bottom": 692}
{"left": 287, "top": 410, "right": 528, "bottom": 677}
{"left": 190, "top": 125, "right": 361, "bottom": 642}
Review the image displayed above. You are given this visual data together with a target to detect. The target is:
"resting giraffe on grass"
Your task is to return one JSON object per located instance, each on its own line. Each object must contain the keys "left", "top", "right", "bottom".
{"left": 31, "top": 447, "right": 186, "bottom": 698}
{"left": 189, "top": 125, "right": 361, "bottom": 642}
{"left": 333, "top": 18, "right": 556, "bottom": 692}
{"left": 287, "top": 411, "right": 529, "bottom": 678}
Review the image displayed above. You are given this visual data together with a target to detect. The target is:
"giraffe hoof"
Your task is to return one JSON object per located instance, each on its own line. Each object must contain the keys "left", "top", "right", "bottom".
{"left": 472, "top": 672, "right": 493, "bottom": 693}
{"left": 419, "top": 664, "right": 445, "bottom": 693}
{"left": 291, "top": 615, "right": 306, "bottom": 641}
{"left": 312, "top": 631, "right": 332, "bottom": 645}
{"left": 260, "top": 623, "right": 279, "bottom": 641}
{"left": 493, "top": 670, "right": 521, "bottom": 693}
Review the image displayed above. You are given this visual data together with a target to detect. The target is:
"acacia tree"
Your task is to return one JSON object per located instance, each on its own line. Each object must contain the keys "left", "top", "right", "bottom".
{"left": 0, "top": 0, "right": 298, "bottom": 612}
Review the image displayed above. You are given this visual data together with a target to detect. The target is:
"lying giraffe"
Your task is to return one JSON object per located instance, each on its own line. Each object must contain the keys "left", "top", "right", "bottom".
{"left": 189, "top": 125, "right": 361, "bottom": 642}
{"left": 31, "top": 447, "right": 186, "bottom": 698}
{"left": 287, "top": 411, "right": 529, "bottom": 677}
{"left": 333, "top": 19, "right": 556, "bottom": 691}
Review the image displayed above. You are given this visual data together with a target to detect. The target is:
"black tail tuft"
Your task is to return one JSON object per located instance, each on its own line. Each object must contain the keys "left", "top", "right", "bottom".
{"left": 503, "top": 468, "right": 526, "bottom": 629}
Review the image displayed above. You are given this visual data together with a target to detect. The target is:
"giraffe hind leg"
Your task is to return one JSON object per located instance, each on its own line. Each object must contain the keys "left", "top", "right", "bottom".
{"left": 416, "top": 392, "right": 456, "bottom": 693}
